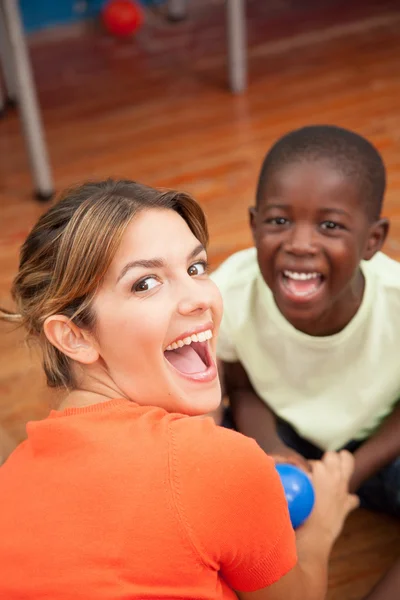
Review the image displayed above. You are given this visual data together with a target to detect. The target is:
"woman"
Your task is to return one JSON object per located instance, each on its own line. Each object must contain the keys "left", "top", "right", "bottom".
{"left": 0, "top": 179, "right": 357, "bottom": 599}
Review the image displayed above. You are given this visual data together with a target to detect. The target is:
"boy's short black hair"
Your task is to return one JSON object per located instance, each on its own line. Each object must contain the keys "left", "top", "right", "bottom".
{"left": 256, "top": 125, "right": 386, "bottom": 221}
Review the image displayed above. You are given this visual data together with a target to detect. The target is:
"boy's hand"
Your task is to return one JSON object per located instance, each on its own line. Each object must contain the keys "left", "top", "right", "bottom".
{"left": 304, "top": 451, "right": 359, "bottom": 545}
{"left": 269, "top": 440, "right": 312, "bottom": 473}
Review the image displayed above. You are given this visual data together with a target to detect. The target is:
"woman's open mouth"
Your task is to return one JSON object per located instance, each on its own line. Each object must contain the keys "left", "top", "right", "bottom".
{"left": 279, "top": 270, "right": 325, "bottom": 303}
{"left": 163, "top": 329, "right": 217, "bottom": 383}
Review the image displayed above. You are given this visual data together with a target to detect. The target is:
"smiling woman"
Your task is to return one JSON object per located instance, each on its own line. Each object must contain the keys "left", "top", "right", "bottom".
{"left": 0, "top": 179, "right": 356, "bottom": 600}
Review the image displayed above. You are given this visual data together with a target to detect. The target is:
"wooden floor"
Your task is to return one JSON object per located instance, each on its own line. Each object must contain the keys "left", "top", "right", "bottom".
{"left": 1, "top": 0, "right": 400, "bottom": 596}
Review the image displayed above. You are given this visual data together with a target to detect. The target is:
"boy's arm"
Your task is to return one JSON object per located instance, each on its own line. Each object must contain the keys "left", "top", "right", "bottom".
{"left": 223, "top": 360, "right": 277, "bottom": 449}
{"left": 238, "top": 452, "right": 359, "bottom": 600}
{"left": 362, "top": 558, "right": 400, "bottom": 600}
{"left": 222, "top": 360, "right": 310, "bottom": 470}
{"left": 350, "top": 401, "right": 400, "bottom": 492}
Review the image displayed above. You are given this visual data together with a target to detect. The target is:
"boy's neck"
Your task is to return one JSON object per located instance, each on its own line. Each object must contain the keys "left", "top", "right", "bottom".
{"left": 279, "top": 269, "right": 365, "bottom": 337}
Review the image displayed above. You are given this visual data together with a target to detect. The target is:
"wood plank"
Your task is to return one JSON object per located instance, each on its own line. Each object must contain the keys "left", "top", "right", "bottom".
{"left": 0, "top": 0, "right": 399, "bottom": 595}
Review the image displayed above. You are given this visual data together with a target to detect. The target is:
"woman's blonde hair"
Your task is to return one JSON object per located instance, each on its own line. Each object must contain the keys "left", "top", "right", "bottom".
{"left": 0, "top": 179, "right": 208, "bottom": 389}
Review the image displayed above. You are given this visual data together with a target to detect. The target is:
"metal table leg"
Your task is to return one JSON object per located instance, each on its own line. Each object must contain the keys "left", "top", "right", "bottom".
{"left": 1, "top": 0, "right": 54, "bottom": 201}
{"left": 166, "top": 0, "right": 248, "bottom": 94}
{"left": 167, "top": 0, "right": 188, "bottom": 22}
{"left": 0, "top": 79, "right": 5, "bottom": 116}
{"left": 0, "top": 3, "right": 17, "bottom": 105}
{"left": 226, "top": 0, "right": 247, "bottom": 94}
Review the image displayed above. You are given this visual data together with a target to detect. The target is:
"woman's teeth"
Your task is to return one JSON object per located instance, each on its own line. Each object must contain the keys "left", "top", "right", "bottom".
{"left": 283, "top": 271, "right": 321, "bottom": 280}
{"left": 165, "top": 329, "right": 213, "bottom": 351}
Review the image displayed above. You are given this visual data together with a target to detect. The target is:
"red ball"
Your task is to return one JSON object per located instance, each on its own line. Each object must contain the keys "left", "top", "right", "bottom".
{"left": 102, "top": 0, "right": 143, "bottom": 38}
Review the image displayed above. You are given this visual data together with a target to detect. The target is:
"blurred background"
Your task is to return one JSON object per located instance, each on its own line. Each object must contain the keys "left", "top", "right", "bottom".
{"left": 0, "top": 1, "right": 400, "bottom": 597}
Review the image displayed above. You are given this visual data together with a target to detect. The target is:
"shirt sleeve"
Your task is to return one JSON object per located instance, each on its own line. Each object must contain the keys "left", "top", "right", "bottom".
{"left": 169, "top": 417, "right": 297, "bottom": 592}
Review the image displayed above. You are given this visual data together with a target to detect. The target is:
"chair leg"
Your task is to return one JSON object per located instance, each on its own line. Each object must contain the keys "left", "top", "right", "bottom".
{"left": 226, "top": 0, "right": 247, "bottom": 94}
{"left": 2, "top": 0, "right": 54, "bottom": 201}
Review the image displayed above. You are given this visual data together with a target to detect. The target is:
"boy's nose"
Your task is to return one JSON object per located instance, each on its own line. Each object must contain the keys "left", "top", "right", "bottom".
{"left": 283, "top": 225, "right": 318, "bottom": 256}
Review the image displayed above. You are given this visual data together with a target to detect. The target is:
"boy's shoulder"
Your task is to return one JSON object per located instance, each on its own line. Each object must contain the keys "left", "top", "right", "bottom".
{"left": 364, "top": 252, "right": 400, "bottom": 291}
{"left": 210, "top": 247, "right": 260, "bottom": 294}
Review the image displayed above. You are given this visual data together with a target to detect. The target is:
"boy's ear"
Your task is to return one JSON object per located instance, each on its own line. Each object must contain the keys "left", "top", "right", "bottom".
{"left": 363, "top": 218, "right": 389, "bottom": 260}
{"left": 249, "top": 206, "right": 257, "bottom": 243}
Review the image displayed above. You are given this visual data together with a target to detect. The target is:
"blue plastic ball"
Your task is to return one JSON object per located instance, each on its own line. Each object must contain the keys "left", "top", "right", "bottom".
{"left": 276, "top": 463, "right": 315, "bottom": 529}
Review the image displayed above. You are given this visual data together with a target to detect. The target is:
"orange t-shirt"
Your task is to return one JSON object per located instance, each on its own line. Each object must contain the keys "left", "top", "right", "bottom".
{"left": 0, "top": 399, "right": 296, "bottom": 599}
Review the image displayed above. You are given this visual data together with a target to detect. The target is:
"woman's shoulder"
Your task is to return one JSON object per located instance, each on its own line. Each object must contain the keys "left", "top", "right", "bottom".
{"left": 166, "top": 414, "right": 295, "bottom": 590}
{"left": 168, "top": 414, "right": 278, "bottom": 486}
{"left": 168, "top": 412, "right": 251, "bottom": 448}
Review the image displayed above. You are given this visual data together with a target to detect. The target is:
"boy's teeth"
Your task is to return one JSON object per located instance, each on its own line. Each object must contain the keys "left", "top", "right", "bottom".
{"left": 165, "top": 329, "right": 213, "bottom": 351}
{"left": 284, "top": 271, "right": 320, "bottom": 280}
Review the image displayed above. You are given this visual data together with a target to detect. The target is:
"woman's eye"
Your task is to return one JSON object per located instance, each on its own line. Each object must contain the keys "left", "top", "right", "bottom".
{"left": 132, "top": 276, "right": 160, "bottom": 293}
{"left": 320, "top": 221, "right": 343, "bottom": 230}
{"left": 188, "top": 261, "right": 208, "bottom": 277}
{"left": 266, "top": 217, "right": 289, "bottom": 226}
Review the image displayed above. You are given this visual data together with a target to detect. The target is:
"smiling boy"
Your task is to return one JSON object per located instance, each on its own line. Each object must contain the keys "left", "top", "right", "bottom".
{"left": 212, "top": 125, "right": 400, "bottom": 516}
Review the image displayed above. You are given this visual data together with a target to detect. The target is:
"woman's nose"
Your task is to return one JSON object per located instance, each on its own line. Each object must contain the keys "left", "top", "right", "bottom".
{"left": 176, "top": 279, "right": 212, "bottom": 317}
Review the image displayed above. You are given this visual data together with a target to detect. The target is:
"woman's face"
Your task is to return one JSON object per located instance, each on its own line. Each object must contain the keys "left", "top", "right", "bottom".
{"left": 91, "top": 208, "right": 223, "bottom": 415}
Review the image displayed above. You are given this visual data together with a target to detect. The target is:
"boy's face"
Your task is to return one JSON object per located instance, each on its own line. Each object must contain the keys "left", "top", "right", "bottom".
{"left": 250, "top": 159, "right": 388, "bottom": 334}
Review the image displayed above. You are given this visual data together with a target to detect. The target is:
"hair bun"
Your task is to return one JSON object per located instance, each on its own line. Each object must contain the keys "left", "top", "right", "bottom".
{"left": 0, "top": 308, "right": 23, "bottom": 323}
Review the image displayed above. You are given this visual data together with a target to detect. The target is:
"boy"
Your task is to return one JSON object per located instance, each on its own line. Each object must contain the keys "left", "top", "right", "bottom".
{"left": 211, "top": 125, "right": 400, "bottom": 517}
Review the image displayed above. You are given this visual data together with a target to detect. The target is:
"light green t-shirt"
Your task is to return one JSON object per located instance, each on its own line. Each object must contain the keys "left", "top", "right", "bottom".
{"left": 211, "top": 248, "right": 400, "bottom": 451}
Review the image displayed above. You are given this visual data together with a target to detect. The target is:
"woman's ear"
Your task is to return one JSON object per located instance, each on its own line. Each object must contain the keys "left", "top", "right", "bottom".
{"left": 43, "top": 315, "right": 99, "bottom": 365}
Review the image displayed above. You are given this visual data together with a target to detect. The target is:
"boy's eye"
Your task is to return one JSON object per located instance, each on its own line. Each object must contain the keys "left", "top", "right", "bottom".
{"left": 320, "top": 221, "right": 343, "bottom": 231}
{"left": 266, "top": 217, "right": 289, "bottom": 226}
{"left": 132, "top": 276, "right": 160, "bottom": 293}
{"left": 188, "top": 261, "right": 208, "bottom": 276}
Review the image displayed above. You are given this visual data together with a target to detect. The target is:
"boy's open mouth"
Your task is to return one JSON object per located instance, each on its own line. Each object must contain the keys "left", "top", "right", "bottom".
{"left": 280, "top": 270, "right": 325, "bottom": 301}
{"left": 164, "top": 330, "right": 212, "bottom": 375}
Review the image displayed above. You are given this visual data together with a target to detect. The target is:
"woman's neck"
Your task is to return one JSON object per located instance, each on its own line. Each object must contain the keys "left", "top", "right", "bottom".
{"left": 58, "top": 379, "right": 128, "bottom": 411}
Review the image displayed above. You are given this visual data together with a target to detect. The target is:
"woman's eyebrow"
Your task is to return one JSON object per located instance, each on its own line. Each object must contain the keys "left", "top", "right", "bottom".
{"left": 117, "top": 243, "right": 205, "bottom": 284}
